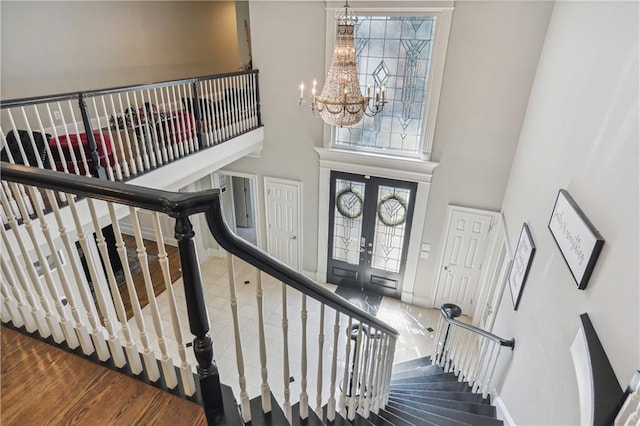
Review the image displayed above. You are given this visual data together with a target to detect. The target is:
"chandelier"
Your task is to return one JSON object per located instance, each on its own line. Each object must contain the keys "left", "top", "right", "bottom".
{"left": 298, "top": 0, "right": 386, "bottom": 127}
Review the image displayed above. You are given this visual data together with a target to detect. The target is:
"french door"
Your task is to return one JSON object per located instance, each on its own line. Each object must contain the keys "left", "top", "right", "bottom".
{"left": 327, "top": 171, "right": 417, "bottom": 298}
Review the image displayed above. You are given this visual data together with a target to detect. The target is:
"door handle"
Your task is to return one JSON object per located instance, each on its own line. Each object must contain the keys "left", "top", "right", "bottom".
{"left": 444, "top": 265, "right": 449, "bottom": 271}
{"left": 289, "top": 235, "right": 297, "bottom": 240}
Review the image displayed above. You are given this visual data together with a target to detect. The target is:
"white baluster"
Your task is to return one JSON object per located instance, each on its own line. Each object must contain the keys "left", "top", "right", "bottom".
{"left": 339, "top": 317, "right": 353, "bottom": 418}
{"left": 0, "top": 280, "right": 22, "bottom": 325}
{"left": 226, "top": 253, "right": 251, "bottom": 422}
{"left": 86, "top": 200, "right": 140, "bottom": 370}
{"left": 362, "top": 330, "right": 380, "bottom": 417}
{"left": 1, "top": 185, "right": 65, "bottom": 343}
{"left": 65, "top": 100, "right": 91, "bottom": 176}
{"left": 94, "top": 96, "right": 122, "bottom": 180}
{"left": 348, "top": 322, "right": 363, "bottom": 420}
{"left": 151, "top": 212, "right": 195, "bottom": 396}
{"left": 471, "top": 337, "right": 490, "bottom": 392}
{"left": 281, "top": 283, "right": 292, "bottom": 422}
{"left": 300, "top": 294, "right": 309, "bottom": 419}
{"left": 170, "top": 85, "right": 186, "bottom": 157}
{"left": 357, "top": 330, "right": 372, "bottom": 415}
{"left": 26, "top": 186, "right": 92, "bottom": 354}
{"left": 115, "top": 93, "right": 138, "bottom": 175}
{"left": 315, "top": 303, "right": 325, "bottom": 418}
{"left": 124, "top": 92, "right": 145, "bottom": 172}
{"left": 108, "top": 94, "right": 132, "bottom": 178}
{"left": 213, "top": 78, "right": 227, "bottom": 141}
{"left": 383, "top": 337, "right": 396, "bottom": 405}
{"left": 66, "top": 195, "right": 121, "bottom": 362}
{"left": 160, "top": 86, "right": 180, "bottom": 159}
{"left": 370, "top": 332, "right": 385, "bottom": 414}
{"left": 106, "top": 203, "right": 160, "bottom": 379}
{"left": 88, "top": 98, "right": 115, "bottom": 181}
{"left": 144, "top": 88, "right": 163, "bottom": 166}
{"left": 326, "top": 310, "right": 340, "bottom": 422}
{"left": 6, "top": 109, "right": 34, "bottom": 167}
{"left": 254, "top": 267, "right": 271, "bottom": 412}
{"left": 45, "top": 190, "right": 110, "bottom": 359}
{"left": 249, "top": 72, "right": 258, "bottom": 128}
{"left": 151, "top": 88, "right": 170, "bottom": 164}
{"left": 0, "top": 257, "right": 36, "bottom": 331}
{"left": 0, "top": 228, "right": 49, "bottom": 337}
{"left": 132, "top": 91, "right": 153, "bottom": 169}
{"left": 482, "top": 344, "right": 501, "bottom": 398}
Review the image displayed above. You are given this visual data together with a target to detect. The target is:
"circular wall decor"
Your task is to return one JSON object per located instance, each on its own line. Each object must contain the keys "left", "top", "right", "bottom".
{"left": 336, "top": 189, "right": 363, "bottom": 219}
{"left": 377, "top": 194, "right": 407, "bottom": 226}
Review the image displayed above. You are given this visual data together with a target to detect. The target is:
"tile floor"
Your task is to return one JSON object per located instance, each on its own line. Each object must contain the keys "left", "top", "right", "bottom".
{"left": 127, "top": 254, "right": 442, "bottom": 407}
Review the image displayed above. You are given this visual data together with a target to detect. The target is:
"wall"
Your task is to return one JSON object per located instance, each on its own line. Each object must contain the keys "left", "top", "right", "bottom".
{"left": 232, "top": 1, "right": 551, "bottom": 283}
{"left": 414, "top": 0, "right": 553, "bottom": 305}
{"left": 1, "top": 1, "right": 241, "bottom": 99}
{"left": 491, "top": 2, "right": 639, "bottom": 424}
{"left": 224, "top": 1, "right": 326, "bottom": 273}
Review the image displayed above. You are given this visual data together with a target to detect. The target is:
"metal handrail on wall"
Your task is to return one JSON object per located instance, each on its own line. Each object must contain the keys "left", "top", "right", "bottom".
{"left": 432, "top": 303, "right": 514, "bottom": 399}
{"left": 1, "top": 162, "right": 398, "bottom": 425}
{"left": 1, "top": 70, "right": 262, "bottom": 182}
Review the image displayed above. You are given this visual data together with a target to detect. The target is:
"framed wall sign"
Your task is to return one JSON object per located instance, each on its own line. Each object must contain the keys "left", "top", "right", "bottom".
{"left": 509, "top": 223, "right": 536, "bottom": 309}
{"left": 548, "top": 189, "right": 604, "bottom": 290}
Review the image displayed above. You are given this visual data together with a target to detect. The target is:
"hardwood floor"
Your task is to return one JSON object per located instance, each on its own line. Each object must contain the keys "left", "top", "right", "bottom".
{"left": 0, "top": 327, "right": 206, "bottom": 425}
{"left": 118, "top": 235, "right": 182, "bottom": 320}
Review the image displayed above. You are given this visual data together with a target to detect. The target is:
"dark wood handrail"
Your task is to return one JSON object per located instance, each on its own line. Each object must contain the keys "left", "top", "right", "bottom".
{"left": 0, "top": 161, "right": 399, "bottom": 337}
{"left": 440, "top": 304, "right": 515, "bottom": 349}
{"left": 0, "top": 69, "right": 259, "bottom": 108}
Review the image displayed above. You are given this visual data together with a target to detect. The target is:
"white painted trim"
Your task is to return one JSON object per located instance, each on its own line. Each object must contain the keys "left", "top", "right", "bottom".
{"left": 217, "top": 170, "right": 264, "bottom": 250}
{"left": 264, "top": 177, "right": 304, "bottom": 272}
{"left": 322, "top": 3, "right": 454, "bottom": 160}
{"left": 411, "top": 295, "right": 431, "bottom": 308}
{"left": 430, "top": 205, "right": 501, "bottom": 313}
{"left": 315, "top": 147, "right": 437, "bottom": 300}
{"left": 493, "top": 393, "right": 516, "bottom": 426}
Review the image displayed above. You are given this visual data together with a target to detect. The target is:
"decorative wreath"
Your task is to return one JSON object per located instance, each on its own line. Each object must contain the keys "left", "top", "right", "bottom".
{"left": 377, "top": 194, "right": 407, "bottom": 226}
{"left": 336, "top": 188, "right": 364, "bottom": 219}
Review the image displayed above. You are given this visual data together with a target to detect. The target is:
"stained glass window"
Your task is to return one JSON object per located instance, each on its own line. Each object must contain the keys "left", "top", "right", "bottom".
{"left": 332, "top": 179, "right": 366, "bottom": 265}
{"left": 371, "top": 185, "right": 411, "bottom": 273}
{"left": 335, "top": 16, "right": 436, "bottom": 156}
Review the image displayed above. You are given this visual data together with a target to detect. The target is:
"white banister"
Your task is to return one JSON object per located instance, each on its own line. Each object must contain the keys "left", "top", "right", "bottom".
{"left": 1, "top": 186, "right": 63, "bottom": 342}
{"left": 300, "top": 294, "right": 309, "bottom": 419}
{"left": 65, "top": 100, "right": 91, "bottom": 177}
{"left": 88, "top": 98, "right": 116, "bottom": 181}
{"left": 0, "top": 257, "right": 35, "bottom": 332}
{"left": 281, "top": 283, "right": 292, "bottom": 422}
{"left": 348, "top": 322, "right": 363, "bottom": 420}
{"left": 226, "top": 253, "right": 251, "bottom": 422}
{"left": 116, "top": 93, "right": 138, "bottom": 175}
{"left": 254, "top": 267, "right": 271, "bottom": 413}
{"left": 326, "top": 310, "right": 340, "bottom": 421}
{"left": 151, "top": 211, "right": 196, "bottom": 396}
{"left": 340, "top": 317, "right": 352, "bottom": 419}
{"left": 315, "top": 303, "right": 325, "bottom": 418}
{"left": 107, "top": 203, "right": 159, "bottom": 379}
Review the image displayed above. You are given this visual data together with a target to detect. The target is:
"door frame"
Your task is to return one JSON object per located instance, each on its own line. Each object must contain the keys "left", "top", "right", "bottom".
{"left": 315, "top": 147, "right": 439, "bottom": 303}
{"left": 215, "top": 170, "right": 263, "bottom": 249}
{"left": 431, "top": 205, "right": 501, "bottom": 315}
{"left": 264, "top": 176, "right": 303, "bottom": 272}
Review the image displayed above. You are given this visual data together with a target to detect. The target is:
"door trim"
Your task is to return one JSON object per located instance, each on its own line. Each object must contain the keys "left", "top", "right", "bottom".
{"left": 431, "top": 205, "right": 501, "bottom": 314}
{"left": 315, "top": 147, "right": 439, "bottom": 303}
{"left": 216, "top": 170, "right": 263, "bottom": 249}
{"left": 264, "top": 176, "right": 303, "bottom": 272}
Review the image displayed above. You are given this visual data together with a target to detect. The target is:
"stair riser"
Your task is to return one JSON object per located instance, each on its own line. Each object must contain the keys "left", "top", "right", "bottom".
{"left": 387, "top": 400, "right": 503, "bottom": 426}
{"left": 390, "top": 381, "right": 471, "bottom": 392}
{"left": 390, "top": 388, "right": 489, "bottom": 405}
{"left": 391, "top": 365, "right": 444, "bottom": 380}
{"left": 391, "top": 373, "right": 460, "bottom": 384}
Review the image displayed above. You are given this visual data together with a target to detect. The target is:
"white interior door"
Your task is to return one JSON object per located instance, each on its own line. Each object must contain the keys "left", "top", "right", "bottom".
{"left": 264, "top": 177, "right": 302, "bottom": 271}
{"left": 434, "top": 206, "right": 495, "bottom": 314}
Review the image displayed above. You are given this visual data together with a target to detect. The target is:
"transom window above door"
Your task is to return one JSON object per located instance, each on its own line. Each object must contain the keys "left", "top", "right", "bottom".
{"left": 328, "top": 7, "right": 452, "bottom": 160}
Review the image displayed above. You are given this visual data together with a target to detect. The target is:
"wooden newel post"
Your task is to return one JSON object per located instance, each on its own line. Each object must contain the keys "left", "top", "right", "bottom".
{"left": 78, "top": 93, "right": 107, "bottom": 179}
{"left": 175, "top": 215, "right": 225, "bottom": 424}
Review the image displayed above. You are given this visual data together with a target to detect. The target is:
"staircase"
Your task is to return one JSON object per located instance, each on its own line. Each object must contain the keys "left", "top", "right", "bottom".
{"left": 221, "top": 355, "right": 503, "bottom": 426}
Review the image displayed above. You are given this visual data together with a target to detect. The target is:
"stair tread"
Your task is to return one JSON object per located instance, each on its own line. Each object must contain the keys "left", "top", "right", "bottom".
{"left": 388, "top": 394, "right": 496, "bottom": 417}
{"left": 391, "top": 356, "right": 432, "bottom": 375}
{"left": 390, "top": 388, "right": 490, "bottom": 405}
{"left": 387, "top": 399, "right": 503, "bottom": 426}
{"left": 367, "top": 411, "right": 396, "bottom": 426}
{"left": 390, "top": 381, "right": 472, "bottom": 392}
{"left": 291, "top": 401, "right": 324, "bottom": 426}
{"left": 391, "top": 364, "right": 444, "bottom": 380}
{"left": 246, "top": 392, "right": 288, "bottom": 426}
{"left": 378, "top": 408, "right": 420, "bottom": 426}
{"left": 391, "top": 372, "right": 460, "bottom": 384}
{"left": 384, "top": 404, "right": 467, "bottom": 426}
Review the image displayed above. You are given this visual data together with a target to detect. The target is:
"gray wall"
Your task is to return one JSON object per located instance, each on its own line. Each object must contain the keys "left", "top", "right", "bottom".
{"left": 1, "top": 1, "right": 242, "bottom": 98}
{"left": 491, "top": 2, "right": 639, "bottom": 424}
{"left": 230, "top": 1, "right": 552, "bottom": 287}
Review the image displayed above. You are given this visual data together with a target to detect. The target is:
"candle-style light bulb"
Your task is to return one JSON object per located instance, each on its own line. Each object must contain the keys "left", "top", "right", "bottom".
{"left": 300, "top": 82, "right": 304, "bottom": 98}
{"left": 381, "top": 85, "right": 386, "bottom": 102}
{"left": 367, "top": 83, "right": 371, "bottom": 98}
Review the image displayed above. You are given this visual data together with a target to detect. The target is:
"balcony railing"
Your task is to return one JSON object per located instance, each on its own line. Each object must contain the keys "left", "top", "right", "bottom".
{"left": 1, "top": 70, "right": 261, "bottom": 182}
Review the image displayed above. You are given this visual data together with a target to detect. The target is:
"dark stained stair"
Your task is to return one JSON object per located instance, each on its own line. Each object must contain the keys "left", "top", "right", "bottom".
{"left": 243, "top": 355, "right": 503, "bottom": 425}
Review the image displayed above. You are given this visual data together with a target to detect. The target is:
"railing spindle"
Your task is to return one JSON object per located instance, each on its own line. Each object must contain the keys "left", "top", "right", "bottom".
{"left": 300, "top": 294, "right": 309, "bottom": 419}
{"left": 225, "top": 252, "right": 251, "bottom": 422}
{"left": 115, "top": 93, "right": 138, "bottom": 175}
{"left": 95, "top": 96, "right": 123, "bottom": 180}
{"left": 65, "top": 100, "right": 92, "bottom": 176}
{"left": 88, "top": 98, "right": 115, "bottom": 181}
{"left": 339, "top": 316, "right": 353, "bottom": 418}
{"left": 348, "top": 322, "right": 363, "bottom": 420}
{"left": 151, "top": 211, "right": 196, "bottom": 396}
{"left": 255, "top": 267, "right": 271, "bottom": 412}
{"left": 0, "top": 257, "right": 35, "bottom": 332}
{"left": 281, "top": 283, "right": 292, "bottom": 422}
{"left": 315, "top": 303, "right": 325, "bottom": 417}
{"left": 326, "top": 310, "right": 340, "bottom": 421}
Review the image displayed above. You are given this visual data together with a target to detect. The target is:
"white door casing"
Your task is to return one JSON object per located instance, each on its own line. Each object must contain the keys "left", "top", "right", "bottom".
{"left": 433, "top": 206, "right": 499, "bottom": 315}
{"left": 264, "top": 177, "right": 302, "bottom": 271}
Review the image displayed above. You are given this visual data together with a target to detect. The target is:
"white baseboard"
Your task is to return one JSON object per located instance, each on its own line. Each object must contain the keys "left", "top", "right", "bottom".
{"left": 411, "top": 295, "right": 431, "bottom": 308}
{"left": 302, "top": 269, "right": 317, "bottom": 281}
{"left": 493, "top": 393, "right": 516, "bottom": 425}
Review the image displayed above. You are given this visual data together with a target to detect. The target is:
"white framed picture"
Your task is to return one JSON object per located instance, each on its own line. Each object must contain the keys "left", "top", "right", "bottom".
{"left": 509, "top": 223, "right": 536, "bottom": 310}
